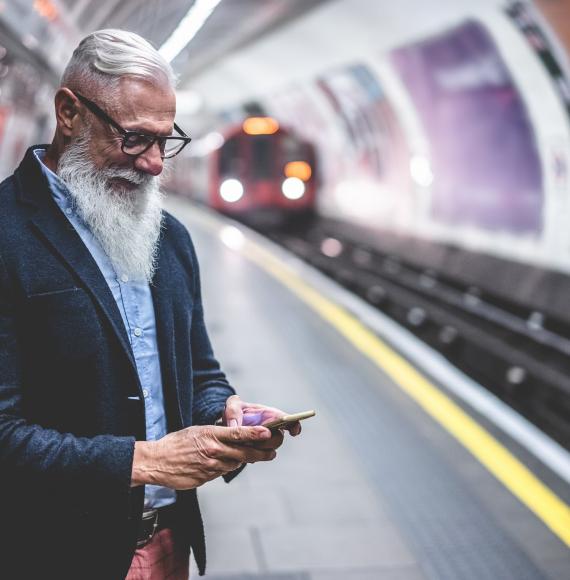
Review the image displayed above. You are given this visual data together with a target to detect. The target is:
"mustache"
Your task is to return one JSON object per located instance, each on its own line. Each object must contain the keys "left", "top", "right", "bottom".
{"left": 101, "top": 166, "right": 156, "bottom": 187}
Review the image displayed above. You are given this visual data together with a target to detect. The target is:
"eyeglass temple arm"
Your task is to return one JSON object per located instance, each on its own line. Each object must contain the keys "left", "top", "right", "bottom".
{"left": 174, "top": 122, "right": 190, "bottom": 139}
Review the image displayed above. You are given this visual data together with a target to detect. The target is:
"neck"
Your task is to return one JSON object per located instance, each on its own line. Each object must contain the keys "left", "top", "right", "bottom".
{"left": 44, "top": 137, "right": 66, "bottom": 174}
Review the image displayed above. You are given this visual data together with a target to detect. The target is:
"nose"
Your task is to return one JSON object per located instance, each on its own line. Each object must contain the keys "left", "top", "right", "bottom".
{"left": 133, "top": 141, "right": 164, "bottom": 176}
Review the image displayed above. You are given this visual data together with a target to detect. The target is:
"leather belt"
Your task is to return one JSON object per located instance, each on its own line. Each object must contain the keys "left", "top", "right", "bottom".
{"left": 136, "top": 503, "right": 178, "bottom": 548}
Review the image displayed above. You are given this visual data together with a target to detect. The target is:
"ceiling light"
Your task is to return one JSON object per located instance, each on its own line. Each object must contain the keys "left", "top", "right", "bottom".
{"left": 159, "top": 0, "right": 223, "bottom": 63}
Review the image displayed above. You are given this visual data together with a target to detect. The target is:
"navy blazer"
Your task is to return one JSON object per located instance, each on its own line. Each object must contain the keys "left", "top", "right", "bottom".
{"left": 0, "top": 147, "right": 236, "bottom": 579}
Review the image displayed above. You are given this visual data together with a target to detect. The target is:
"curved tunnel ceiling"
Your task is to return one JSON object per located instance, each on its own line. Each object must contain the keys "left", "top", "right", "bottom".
{"left": 55, "top": 0, "right": 333, "bottom": 80}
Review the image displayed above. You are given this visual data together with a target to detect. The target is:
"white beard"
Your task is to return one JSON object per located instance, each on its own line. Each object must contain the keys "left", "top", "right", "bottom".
{"left": 57, "top": 132, "right": 164, "bottom": 282}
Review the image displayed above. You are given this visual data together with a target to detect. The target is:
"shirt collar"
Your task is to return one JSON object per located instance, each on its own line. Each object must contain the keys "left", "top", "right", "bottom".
{"left": 32, "top": 147, "right": 72, "bottom": 209}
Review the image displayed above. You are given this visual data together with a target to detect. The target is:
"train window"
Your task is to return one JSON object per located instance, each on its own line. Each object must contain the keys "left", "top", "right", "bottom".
{"left": 219, "top": 135, "right": 241, "bottom": 176}
{"left": 251, "top": 135, "right": 273, "bottom": 179}
{"left": 282, "top": 134, "right": 305, "bottom": 162}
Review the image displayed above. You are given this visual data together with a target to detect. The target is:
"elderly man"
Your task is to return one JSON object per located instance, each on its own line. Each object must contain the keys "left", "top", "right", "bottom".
{"left": 0, "top": 29, "right": 300, "bottom": 579}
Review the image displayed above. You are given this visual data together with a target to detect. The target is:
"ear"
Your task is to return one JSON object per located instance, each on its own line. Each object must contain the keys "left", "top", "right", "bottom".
{"left": 54, "top": 88, "right": 81, "bottom": 137}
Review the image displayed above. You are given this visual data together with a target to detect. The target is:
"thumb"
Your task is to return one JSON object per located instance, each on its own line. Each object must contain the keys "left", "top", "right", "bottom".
{"left": 224, "top": 394, "right": 244, "bottom": 427}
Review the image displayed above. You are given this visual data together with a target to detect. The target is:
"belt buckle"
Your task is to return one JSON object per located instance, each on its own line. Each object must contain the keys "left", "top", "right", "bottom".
{"left": 137, "top": 509, "right": 159, "bottom": 548}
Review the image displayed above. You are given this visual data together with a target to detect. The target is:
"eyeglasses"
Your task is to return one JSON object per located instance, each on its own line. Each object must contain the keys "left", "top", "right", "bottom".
{"left": 72, "top": 91, "right": 192, "bottom": 159}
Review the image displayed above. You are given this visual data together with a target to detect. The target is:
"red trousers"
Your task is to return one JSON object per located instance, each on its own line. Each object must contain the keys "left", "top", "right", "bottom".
{"left": 125, "top": 528, "right": 190, "bottom": 580}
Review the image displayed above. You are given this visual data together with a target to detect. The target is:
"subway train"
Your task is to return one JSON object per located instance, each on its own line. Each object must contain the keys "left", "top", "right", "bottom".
{"left": 167, "top": 117, "right": 318, "bottom": 227}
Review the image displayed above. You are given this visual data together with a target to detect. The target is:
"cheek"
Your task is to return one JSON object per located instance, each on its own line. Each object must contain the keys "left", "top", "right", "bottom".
{"left": 93, "top": 140, "right": 132, "bottom": 170}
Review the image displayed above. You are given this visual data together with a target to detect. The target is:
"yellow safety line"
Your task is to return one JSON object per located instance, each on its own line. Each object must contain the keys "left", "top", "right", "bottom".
{"left": 232, "top": 236, "right": 570, "bottom": 547}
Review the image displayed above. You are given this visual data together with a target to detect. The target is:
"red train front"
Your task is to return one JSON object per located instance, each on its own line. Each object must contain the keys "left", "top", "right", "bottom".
{"left": 209, "top": 117, "right": 318, "bottom": 226}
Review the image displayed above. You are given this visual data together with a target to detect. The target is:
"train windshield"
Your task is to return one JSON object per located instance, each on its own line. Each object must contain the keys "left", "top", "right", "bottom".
{"left": 251, "top": 135, "right": 273, "bottom": 179}
{"left": 282, "top": 134, "right": 307, "bottom": 162}
{"left": 219, "top": 135, "right": 242, "bottom": 176}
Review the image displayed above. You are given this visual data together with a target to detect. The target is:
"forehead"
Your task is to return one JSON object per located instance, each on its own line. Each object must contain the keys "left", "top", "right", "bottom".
{"left": 107, "top": 77, "right": 176, "bottom": 130}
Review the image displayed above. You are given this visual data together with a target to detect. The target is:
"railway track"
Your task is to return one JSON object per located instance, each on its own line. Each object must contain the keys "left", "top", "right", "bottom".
{"left": 263, "top": 219, "right": 570, "bottom": 450}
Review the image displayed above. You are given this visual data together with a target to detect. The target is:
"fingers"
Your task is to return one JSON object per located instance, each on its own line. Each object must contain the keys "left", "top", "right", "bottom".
{"left": 223, "top": 394, "right": 244, "bottom": 427}
{"left": 206, "top": 436, "right": 277, "bottom": 465}
{"left": 247, "top": 429, "right": 284, "bottom": 450}
{"left": 286, "top": 421, "right": 302, "bottom": 437}
{"left": 233, "top": 446, "right": 277, "bottom": 464}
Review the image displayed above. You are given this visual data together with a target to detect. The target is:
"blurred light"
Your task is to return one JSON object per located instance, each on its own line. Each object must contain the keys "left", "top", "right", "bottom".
{"left": 204, "top": 132, "right": 224, "bottom": 151}
{"left": 366, "top": 285, "right": 386, "bottom": 305}
{"left": 33, "top": 0, "right": 58, "bottom": 21}
{"left": 439, "top": 326, "right": 458, "bottom": 345}
{"left": 321, "top": 238, "right": 343, "bottom": 258}
{"left": 407, "top": 307, "right": 426, "bottom": 327}
{"left": 284, "top": 161, "right": 312, "bottom": 181}
{"left": 464, "top": 286, "right": 481, "bottom": 308}
{"left": 410, "top": 155, "right": 434, "bottom": 187}
{"left": 281, "top": 177, "right": 305, "bottom": 200}
{"left": 159, "top": 0, "right": 223, "bottom": 63}
{"left": 220, "top": 226, "right": 245, "bottom": 251}
{"left": 506, "top": 366, "right": 527, "bottom": 385}
{"left": 22, "top": 34, "right": 39, "bottom": 50}
{"left": 243, "top": 117, "right": 279, "bottom": 135}
{"left": 220, "top": 178, "right": 244, "bottom": 203}
{"left": 527, "top": 311, "right": 544, "bottom": 332}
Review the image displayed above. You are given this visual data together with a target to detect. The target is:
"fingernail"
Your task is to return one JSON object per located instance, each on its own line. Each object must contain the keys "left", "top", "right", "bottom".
{"left": 230, "top": 419, "right": 238, "bottom": 428}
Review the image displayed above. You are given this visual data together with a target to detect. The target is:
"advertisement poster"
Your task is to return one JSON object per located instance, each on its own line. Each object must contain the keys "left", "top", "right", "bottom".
{"left": 391, "top": 21, "right": 543, "bottom": 234}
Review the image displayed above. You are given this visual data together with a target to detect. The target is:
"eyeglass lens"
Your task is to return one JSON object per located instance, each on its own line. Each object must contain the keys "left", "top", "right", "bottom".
{"left": 122, "top": 134, "right": 186, "bottom": 158}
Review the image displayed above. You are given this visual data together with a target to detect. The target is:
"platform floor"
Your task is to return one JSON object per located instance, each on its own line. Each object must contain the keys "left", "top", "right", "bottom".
{"left": 166, "top": 198, "right": 570, "bottom": 580}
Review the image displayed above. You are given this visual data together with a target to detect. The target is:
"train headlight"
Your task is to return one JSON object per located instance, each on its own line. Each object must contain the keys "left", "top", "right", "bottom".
{"left": 282, "top": 177, "right": 305, "bottom": 200}
{"left": 220, "top": 178, "right": 244, "bottom": 202}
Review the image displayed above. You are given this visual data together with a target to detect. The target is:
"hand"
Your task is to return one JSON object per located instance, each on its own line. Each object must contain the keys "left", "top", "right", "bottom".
{"left": 131, "top": 424, "right": 276, "bottom": 490}
{"left": 222, "top": 395, "right": 302, "bottom": 438}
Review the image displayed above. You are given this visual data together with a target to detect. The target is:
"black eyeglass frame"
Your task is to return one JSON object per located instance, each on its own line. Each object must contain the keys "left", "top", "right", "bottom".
{"left": 72, "top": 91, "right": 192, "bottom": 159}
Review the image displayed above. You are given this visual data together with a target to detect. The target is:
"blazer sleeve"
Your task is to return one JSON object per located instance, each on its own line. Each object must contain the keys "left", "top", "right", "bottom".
{"left": 185, "top": 233, "right": 237, "bottom": 426}
{"left": 0, "top": 250, "right": 135, "bottom": 512}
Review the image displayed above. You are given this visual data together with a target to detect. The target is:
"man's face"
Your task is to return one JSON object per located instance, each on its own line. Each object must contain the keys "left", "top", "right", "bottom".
{"left": 82, "top": 76, "right": 177, "bottom": 188}
{"left": 55, "top": 77, "right": 176, "bottom": 282}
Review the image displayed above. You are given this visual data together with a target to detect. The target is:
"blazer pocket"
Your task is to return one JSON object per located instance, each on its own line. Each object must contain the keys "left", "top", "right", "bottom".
{"left": 27, "top": 286, "right": 84, "bottom": 299}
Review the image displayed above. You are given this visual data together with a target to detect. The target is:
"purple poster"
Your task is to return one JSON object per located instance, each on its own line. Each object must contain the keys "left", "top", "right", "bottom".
{"left": 391, "top": 21, "right": 543, "bottom": 233}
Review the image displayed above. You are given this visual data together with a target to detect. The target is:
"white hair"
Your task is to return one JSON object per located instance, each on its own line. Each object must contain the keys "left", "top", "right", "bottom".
{"left": 61, "top": 29, "right": 177, "bottom": 95}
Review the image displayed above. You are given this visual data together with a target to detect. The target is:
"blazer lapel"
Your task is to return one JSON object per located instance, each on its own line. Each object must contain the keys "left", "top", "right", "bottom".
{"left": 16, "top": 146, "right": 138, "bottom": 377}
{"left": 151, "top": 236, "right": 184, "bottom": 429}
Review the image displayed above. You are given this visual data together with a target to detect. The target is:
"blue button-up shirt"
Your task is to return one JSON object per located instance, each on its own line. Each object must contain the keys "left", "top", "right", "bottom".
{"left": 34, "top": 148, "right": 176, "bottom": 509}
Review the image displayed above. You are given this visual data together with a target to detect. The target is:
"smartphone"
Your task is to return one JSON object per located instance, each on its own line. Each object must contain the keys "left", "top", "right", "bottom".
{"left": 262, "top": 410, "right": 316, "bottom": 430}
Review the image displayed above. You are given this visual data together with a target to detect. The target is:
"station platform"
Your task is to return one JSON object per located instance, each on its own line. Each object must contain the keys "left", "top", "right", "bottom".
{"left": 165, "top": 197, "right": 570, "bottom": 580}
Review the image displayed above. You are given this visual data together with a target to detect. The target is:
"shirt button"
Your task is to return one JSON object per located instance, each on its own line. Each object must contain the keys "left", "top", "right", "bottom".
{"left": 65, "top": 208, "right": 73, "bottom": 215}
{"left": 120, "top": 274, "right": 129, "bottom": 283}
{"left": 134, "top": 327, "right": 142, "bottom": 337}
{"left": 142, "top": 389, "right": 149, "bottom": 398}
